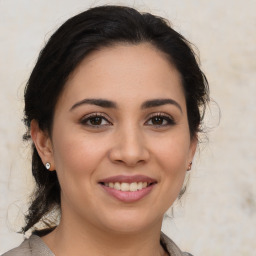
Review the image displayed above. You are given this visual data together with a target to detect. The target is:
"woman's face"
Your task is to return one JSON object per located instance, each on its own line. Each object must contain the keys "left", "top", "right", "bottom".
{"left": 46, "top": 43, "right": 197, "bottom": 233}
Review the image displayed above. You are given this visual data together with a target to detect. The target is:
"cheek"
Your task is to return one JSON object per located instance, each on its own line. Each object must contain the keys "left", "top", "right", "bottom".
{"left": 51, "top": 133, "right": 109, "bottom": 208}
{"left": 152, "top": 132, "right": 191, "bottom": 172}
{"left": 52, "top": 130, "right": 107, "bottom": 180}
{"left": 151, "top": 131, "right": 191, "bottom": 204}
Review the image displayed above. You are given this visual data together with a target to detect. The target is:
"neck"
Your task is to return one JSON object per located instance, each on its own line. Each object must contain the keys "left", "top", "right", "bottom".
{"left": 42, "top": 214, "right": 166, "bottom": 256}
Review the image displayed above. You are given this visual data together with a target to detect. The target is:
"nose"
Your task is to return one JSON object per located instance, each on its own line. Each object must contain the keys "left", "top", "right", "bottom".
{"left": 108, "top": 127, "right": 150, "bottom": 167}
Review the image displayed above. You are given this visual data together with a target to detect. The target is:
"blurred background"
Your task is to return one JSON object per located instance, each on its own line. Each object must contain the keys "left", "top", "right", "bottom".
{"left": 0, "top": 0, "right": 255, "bottom": 255}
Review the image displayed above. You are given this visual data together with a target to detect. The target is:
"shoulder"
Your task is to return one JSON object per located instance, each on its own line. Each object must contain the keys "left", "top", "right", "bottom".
{"left": 1, "top": 235, "right": 54, "bottom": 256}
{"left": 160, "top": 232, "right": 194, "bottom": 256}
{"left": 2, "top": 239, "right": 32, "bottom": 256}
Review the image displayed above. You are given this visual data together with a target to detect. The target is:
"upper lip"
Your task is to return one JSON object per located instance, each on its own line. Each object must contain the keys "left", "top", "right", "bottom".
{"left": 99, "top": 175, "right": 157, "bottom": 184}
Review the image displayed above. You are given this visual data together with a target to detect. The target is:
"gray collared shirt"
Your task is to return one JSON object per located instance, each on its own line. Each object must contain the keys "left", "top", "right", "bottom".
{"left": 2, "top": 233, "right": 193, "bottom": 256}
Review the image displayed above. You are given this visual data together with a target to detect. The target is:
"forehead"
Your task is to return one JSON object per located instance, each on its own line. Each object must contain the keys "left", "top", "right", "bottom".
{"left": 58, "top": 43, "right": 185, "bottom": 110}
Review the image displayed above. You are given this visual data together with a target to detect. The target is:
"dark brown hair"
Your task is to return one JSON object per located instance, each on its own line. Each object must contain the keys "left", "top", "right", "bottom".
{"left": 22, "top": 5, "right": 209, "bottom": 232}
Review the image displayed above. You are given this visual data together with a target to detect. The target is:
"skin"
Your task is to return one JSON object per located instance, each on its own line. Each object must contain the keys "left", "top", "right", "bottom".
{"left": 31, "top": 43, "right": 197, "bottom": 256}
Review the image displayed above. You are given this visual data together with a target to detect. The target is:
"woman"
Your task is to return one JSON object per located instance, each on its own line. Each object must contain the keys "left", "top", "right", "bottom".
{"left": 3, "top": 5, "right": 209, "bottom": 256}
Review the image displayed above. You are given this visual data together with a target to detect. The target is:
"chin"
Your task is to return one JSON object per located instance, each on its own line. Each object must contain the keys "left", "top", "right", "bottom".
{"left": 98, "top": 209, "right": 162, "bottom": 235}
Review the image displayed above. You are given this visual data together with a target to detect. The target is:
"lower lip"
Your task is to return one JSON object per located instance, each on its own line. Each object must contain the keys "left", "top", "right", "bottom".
{"left": 100, "top": 184, "right": 155, "bottom": 203}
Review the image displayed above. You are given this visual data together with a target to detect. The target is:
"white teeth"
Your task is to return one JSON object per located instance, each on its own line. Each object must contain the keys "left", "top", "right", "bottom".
{"left": 104, "top": 182, "right": 150, "bottom": 191}
{"left": 114, "top": 182, "right": 121, "bottom": 190}
{"left": 142, "top": 182, "right": 147, "bottom": 188}
{"left": 121, "top": 183, "right": 130, "bottom": 191}
{"left": 130, "top": 182, "right": 138, "bottom": 192}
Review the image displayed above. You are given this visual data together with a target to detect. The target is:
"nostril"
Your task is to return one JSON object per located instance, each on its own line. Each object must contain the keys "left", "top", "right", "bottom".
{"left": 108, "top": 141, "right": 150, "bottom": 166}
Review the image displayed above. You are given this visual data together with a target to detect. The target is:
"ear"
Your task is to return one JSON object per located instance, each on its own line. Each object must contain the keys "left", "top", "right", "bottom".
{"left": 188, "top": 135, "right": 198, "bottom": 165}
{"left": 30, "top": 119, "right": 55, "bottom": 171}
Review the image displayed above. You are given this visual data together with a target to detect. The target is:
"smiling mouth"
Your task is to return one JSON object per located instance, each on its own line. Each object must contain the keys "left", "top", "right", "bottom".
{"left": 100, "top": 181, "right": 155, "bottom": 192}
{"left": 98, "top": 175, "right": 157, "bottom": 202}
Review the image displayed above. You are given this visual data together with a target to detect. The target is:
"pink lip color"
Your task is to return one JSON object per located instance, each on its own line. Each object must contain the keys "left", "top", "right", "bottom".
{"left": 99, "top": 175, "right": 157, "bottom": 203}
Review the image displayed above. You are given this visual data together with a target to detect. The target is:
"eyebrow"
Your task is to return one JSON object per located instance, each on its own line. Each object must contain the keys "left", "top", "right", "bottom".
{"left": 70, "top": 98, "right": 117, "bottom": 111}
{"left": 70, "top": 98, "right": 182, "bottom": 112}
{"left": 141, "top": 99, "right": 182, "bottom": 112}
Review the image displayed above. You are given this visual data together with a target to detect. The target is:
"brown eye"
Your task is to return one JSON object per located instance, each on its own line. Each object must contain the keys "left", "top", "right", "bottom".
{"left": 89, "top": 116, "right": 104, "bottom": 125}
{"left": 151, "top": 116, "right": 165, "bottom": 125}
{"left": 81, "top": 114, "right": 111, "bottom": 127}
{"left": 145, "top": 113, "right": 175, "bottom": 127}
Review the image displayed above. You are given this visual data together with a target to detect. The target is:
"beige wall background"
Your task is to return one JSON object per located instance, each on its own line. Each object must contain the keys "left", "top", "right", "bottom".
{"left": 1, "top": 0, "right": 255, "bottom": 255}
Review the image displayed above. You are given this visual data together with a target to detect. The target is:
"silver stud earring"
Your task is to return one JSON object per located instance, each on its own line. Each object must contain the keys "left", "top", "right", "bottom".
{"left": 45, "top": 162, "right": 51, "bottom": 170}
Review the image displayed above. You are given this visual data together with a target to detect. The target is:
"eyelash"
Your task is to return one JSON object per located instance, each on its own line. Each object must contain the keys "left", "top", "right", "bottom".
{"left": 145, "top": 113, "right": 175, "bottom": 127}
{"left": 80, "top": 112, "right": 175, "bottom": 128}
{"left": 80, "top": 113, "right": 112, "bottom": 127}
